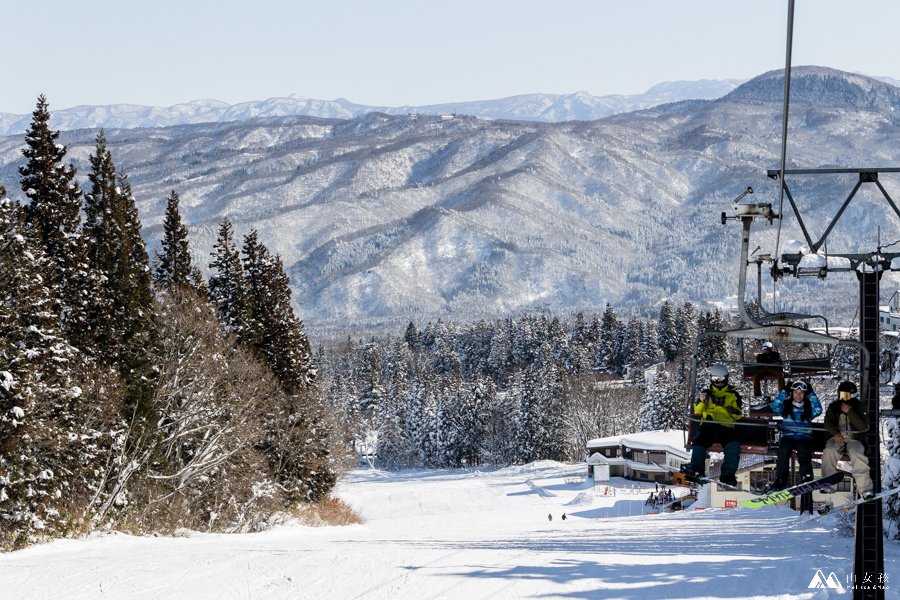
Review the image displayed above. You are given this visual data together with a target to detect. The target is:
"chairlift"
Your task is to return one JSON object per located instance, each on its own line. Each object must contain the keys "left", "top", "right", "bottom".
{"left": 684, "top": 324, "right": 869, "bottom": 456}
{"left": 682, "top": 186, "right": 871, "bottom": 454}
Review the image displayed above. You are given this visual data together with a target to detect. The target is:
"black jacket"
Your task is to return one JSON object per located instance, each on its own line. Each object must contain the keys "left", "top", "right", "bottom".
{"left": 823, "top": 398, "right": 868, "bottom": 439}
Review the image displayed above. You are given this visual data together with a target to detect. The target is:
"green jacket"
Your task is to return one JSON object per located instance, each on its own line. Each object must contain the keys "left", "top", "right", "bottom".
{"left": 694, "top": 384, "right": 743, "bottom": 427}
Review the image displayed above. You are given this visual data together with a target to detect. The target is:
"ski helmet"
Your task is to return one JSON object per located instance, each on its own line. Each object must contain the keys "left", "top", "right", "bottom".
{"left": 837, "top": 380, "right": 857, "bottom": 395}
{"left": 709, "top": 363, "right": 729, "bottom": 384}
{"left": 761, "top": 341, "right": 774, "bottom": 351}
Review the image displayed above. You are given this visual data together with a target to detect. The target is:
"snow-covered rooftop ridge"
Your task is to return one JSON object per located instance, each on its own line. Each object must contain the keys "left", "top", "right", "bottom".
{"left": 586, "top": 429, "right": 690, "bottom": 459}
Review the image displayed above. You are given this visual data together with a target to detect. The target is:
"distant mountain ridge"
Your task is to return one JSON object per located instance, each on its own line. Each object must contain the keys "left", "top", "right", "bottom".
{"left": 1, "top": 66, "right": 899, "bottom": 333}
{"left": 0, "top": 79, "right": 745, "bottom": 135}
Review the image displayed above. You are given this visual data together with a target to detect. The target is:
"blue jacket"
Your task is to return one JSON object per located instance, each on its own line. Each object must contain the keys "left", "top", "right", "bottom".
{"left": 770, "top": 389, "right": 823, "bottom": 440}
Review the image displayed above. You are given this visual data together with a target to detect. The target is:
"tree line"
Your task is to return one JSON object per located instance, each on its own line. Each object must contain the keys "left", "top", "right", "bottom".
{"left": 315, "top": 301, "right": 730, "bottom": 469}
{"left": 0, "top": 96, "right": 346, "bottom": 549}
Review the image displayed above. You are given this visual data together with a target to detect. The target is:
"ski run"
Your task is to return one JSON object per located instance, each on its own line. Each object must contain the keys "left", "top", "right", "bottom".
{"left": 1, "top": 460, "right": 897, "bottom": 599}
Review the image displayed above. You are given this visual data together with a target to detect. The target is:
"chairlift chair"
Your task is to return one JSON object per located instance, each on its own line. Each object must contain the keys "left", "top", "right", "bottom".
{"left": 684, "top": 324, "right": 869, "bottom": 456}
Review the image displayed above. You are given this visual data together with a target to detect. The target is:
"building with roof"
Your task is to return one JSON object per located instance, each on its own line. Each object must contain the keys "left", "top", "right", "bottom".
{"left": 585, "top": 430, "right": 690, "bottom": 484}
{"left": 586, "top": 429, "right": 853, "bottom": 509}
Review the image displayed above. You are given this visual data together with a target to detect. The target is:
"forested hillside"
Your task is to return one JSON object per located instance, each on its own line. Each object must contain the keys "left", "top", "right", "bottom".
{"left": 2, "top": 67, "right": 899, "bottom": 332}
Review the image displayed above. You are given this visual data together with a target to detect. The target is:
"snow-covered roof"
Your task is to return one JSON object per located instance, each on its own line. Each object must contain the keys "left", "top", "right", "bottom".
{"left": 586, "top": 430, "right": 690, "bottom": 459}
{"left": 587, "top": 452, "right": 608, "bottom": 465}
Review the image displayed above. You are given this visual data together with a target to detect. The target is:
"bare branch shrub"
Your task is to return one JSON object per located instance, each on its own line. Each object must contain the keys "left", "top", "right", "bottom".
{"left": 112, "top": 288, "right": 287, "bottom": 533}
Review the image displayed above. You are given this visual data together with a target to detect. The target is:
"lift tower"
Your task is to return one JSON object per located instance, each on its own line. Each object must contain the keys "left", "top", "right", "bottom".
{"left": 769, "top": 167, "right": 900, "bottom": 600}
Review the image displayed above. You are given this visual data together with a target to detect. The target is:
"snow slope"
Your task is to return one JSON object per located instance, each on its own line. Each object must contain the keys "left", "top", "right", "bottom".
{"left": 0, "top": 461, "right": 896, "bottom": 599}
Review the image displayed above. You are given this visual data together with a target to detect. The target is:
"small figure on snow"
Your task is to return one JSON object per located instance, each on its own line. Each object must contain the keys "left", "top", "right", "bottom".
{"left": 561, "top": 513, "right": 567, "bottom": 520}
{"left": 548, "top": 513, "right": 552, "bottom": 521}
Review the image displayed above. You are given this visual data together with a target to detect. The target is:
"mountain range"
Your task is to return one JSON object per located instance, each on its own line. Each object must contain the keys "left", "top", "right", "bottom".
{"left": 1, "top": 66, "right": 899, "bottom": 335}
{"left": 0, "top": 79, "right": 746, "bottom": 136}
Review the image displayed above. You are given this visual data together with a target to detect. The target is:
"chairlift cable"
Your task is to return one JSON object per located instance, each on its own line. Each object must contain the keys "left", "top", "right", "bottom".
{"left": 773, "top": 0, "right": 796, "bottom": 279}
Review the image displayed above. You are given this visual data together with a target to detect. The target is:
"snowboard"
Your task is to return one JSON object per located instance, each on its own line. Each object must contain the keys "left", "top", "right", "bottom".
{"left": 738, "top": 472, "right": 845, "bottom": 508}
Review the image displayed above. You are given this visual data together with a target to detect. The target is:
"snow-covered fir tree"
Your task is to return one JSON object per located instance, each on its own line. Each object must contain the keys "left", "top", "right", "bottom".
{"left": 84, "top": 130, "right": 157, "bottom": 413}
{"left": 19, "top": 95, "right": 99, "bottom": 351}
{"left": 208, "top": 217, "right": 250, "bottom": 338}
{"left": 153, "top": 190, "right": 198, "bottom": 289}
{"left": 0, "top": 195, "right": 121, "bottom": 547}
{"left": 240, "top": 229, "right": 335, "bottom": 501}
{"left": 657, "top": 301, "right": 679, "bottom": 362}
{"left": 638, "top": 367, "right": 683, "bottom": 431}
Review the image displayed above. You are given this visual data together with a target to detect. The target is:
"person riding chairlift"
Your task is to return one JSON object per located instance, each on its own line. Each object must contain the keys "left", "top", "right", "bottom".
{"left": 752, "top": 341, "right": 785, "bottom": 399}
{"left": 683, "top": 363, "right": 742, "bottom": 487}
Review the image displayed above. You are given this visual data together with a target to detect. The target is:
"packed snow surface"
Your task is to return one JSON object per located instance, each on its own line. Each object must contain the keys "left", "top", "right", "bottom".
{"left": 1, "top": 461, "right": 897, "bottom": 599}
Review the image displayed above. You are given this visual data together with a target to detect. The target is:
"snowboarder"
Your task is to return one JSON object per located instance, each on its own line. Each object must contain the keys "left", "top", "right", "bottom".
{"left": 682, "top": 363, "right": 742, "bottom": 487}
{"left": 766, "top": 380, "right": 822, "bottom": 492}
{"left": 821, "top": 381, "right": 873, "bottom": 499}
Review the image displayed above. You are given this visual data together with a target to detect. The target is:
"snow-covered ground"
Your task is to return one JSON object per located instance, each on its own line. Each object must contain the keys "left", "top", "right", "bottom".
{"left": 1, "top": 461, "right": 897, "bottom": 599}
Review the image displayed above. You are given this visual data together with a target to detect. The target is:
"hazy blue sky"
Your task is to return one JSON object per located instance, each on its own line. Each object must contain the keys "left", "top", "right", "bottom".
{"left": 4, "top": 0, "right": 900, "bottom": 114}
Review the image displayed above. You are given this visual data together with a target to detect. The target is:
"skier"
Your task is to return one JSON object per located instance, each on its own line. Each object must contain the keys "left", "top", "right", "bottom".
{"left": 682, "top": 363, "right": 742, "bottom": 487}
{"left": 766, "top": 380, "right": 822, "bottom": 492}
{"left": 821, "top": 381, "right": 873, "bottom": 499}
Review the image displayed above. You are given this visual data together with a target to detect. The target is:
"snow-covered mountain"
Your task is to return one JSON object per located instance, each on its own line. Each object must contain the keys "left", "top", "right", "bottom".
{"left": 0, "top": 79, "right": 745, "bottom": 136}
{"left": 1, "top": 66, "right": 899, "bottom": 332}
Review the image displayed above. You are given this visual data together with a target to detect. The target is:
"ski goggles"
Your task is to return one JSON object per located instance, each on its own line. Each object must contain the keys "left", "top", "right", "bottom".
{"left": 791, "top": 381, "right": 807, "bottom": 391}
{"left": 710, "top": 376, "right": 727, "bottom": 385}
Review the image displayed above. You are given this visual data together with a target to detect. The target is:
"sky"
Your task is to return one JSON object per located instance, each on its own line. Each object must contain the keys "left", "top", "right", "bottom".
{"left": 1, "top": 461, "right": 896, "bottom": 599}
{"left": 3, "top": 0, "right": 900, "bottom": 114}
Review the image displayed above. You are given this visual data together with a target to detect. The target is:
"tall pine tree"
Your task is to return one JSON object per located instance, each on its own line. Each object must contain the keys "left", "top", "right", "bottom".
{"left": 153, "top": 190, "right": 194, "bottom": 288}
{"left": 208, "top": 217, "right": 249, "bottom": 337}
{"left": 84, "top": 131, "right": 157, "bottom": 411}
{"left": 0, "top": 195, "right": 120, "bottom": 547}
{"left": 241, "top": 229, "right": 335, "bottom": 501}
{"left": 19, "top": 95, "right": 97, "bottom": 350}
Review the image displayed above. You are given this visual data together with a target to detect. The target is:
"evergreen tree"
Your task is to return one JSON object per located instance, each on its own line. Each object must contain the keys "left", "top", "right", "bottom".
{"left": 153, "top": 190, "right": 194, "bottom": 288}
{"left": 621, "top": 317, "right": 644, "bottom": 376}
{"left": 19, "top": 96, "right": 82, "bottom": 279}
{"left": 242, "top": 230, "right": 314, "bottom": 393}
{"left": 84, "top": 131, "right": 157, "bottom": 411}
{"left": 676, "top": 301, "right": 698, "bottom": 359}
{"left": 638, "top": 368, "right": 683, "bottom": 431}
{"left": 403, "top": 322, "right": 421, "bottom": 350}
{"left": 657, "top": 301, "right": 679, "bottom": 362}
{"left": 597, "top": 304, "right": 619, "bottom": 371}
{"left": 18, "top": 95, "right": 97, "bottom": 348}
{"left": 241, "top": 229, "right": 334, "bottom": 501}
{"left": 404, "top": 377, "right": 432, "bottom": 467}
{"left": 0, "top": 196, "right": 120, "bottom": 547}
{"left": 569, "top": 312, "right": 593, "bottom": 373}
{"left": 697, "top": 308, "right": 728, "bottom": 364}
{"left": 208, "top": 217, "right": 249, "bottom": 337}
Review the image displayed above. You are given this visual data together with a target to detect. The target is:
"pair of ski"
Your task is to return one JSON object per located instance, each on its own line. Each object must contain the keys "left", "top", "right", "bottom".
{"left": 804, "top": 485, "right": 900, "bottom": 521}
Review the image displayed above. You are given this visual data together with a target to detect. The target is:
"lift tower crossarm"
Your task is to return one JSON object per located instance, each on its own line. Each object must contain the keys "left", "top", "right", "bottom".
{"left": 767, "top": 168, "right": 900, "bottom": 254}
